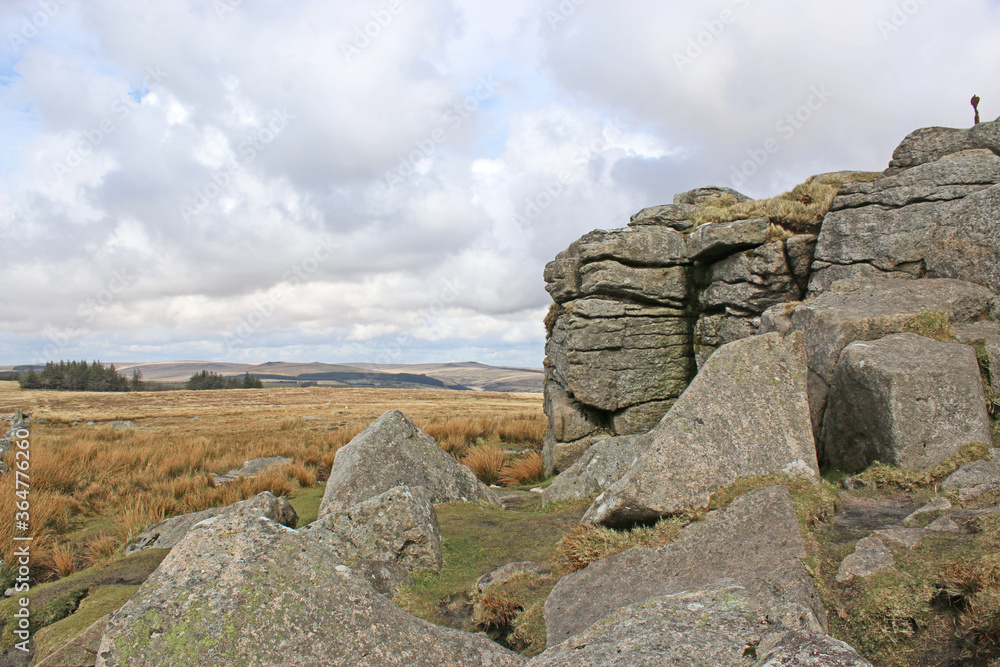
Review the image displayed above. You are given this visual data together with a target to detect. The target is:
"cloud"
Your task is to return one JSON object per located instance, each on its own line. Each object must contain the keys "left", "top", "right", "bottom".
{"left": 1, "top": 0, "right": 999, "bottom": 367}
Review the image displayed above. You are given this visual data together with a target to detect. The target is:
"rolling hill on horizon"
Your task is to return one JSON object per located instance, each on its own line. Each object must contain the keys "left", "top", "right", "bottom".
{"left": 0, "top": 360, "right": 544, "bottom": 394}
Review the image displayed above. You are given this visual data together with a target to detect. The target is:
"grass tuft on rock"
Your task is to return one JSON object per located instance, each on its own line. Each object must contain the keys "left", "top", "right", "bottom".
{"left": 902, "top": 309, "right": 954, "bottom": 341}
{"left": 556, "top": 517, "right": 690, "bottom": 573}
{"left": 856, "top": 442, "right": 992, "bottom": 491}
{"left": 690, "top": 172, "right": 881, "bottom": 233}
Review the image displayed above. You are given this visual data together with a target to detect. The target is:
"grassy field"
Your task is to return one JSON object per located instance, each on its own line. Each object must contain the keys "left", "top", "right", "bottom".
{"left": 0, "top": 386, "right": 545, "bottom": 577}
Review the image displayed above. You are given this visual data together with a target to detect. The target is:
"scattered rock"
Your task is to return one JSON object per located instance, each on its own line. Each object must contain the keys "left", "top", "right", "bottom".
{"left": 942, "top": 451, "right": 1000, "bottom": 489}
{"left": 541, "top": 432, "right": 650, "bottom": 506}
{"left": 925, "top": 516, "right": 962, "bottom": 534}
{"left": 582, "top": 333, "right": 818, "bottom": 526}
{"left": 210, "top": 456, "right": 293, "bottom": 485}
{"left": 109, "top": 421, "right": 136, "bottom": 430}
{"left": 821, "top": 333, "right": 992, "bottom": 472}
{"left": 546, "top": 486, "right": 826, "bottom": 647}
{"left": 125, "top": 491, "right": 297, "bottom": 554}
{"left": 903, "top": 497, "right": 952, "bottom": 523}
{"left": 318, "top": 410, "right": 498, "bottom": 515}
{"left": 873, "top": 527, "right": 925, "bottom": 549}
{"left": 36, "top": 614, "right": 110, "bottom": 667}
{"left": 835, "top": 536, "right": 895, "bottom": 583}
{"left": 302, "top": 485, "right": 442, "bottom": 574}
{"left": 97, "top": 512, "right": 525, "bottom": 667}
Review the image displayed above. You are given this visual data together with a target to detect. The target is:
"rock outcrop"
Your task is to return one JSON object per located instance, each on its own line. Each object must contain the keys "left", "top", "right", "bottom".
{"left": 822, "top": 333, "right": 992, "bottom": 472}
{"left": 318, "top": 409, "right": 498, "bottom": 515}
{"left": 542, "top": 190, "right": 814, "bottom": 474}
{"left": 125, "top": 491, "right": 297, "bottom": 554}
{"left": 97, "top": 512, "right": 524, "bottom": 667}
{"left": 546, "top": 486, "right": 826, "bottom": 647}
{"left": 582, "top": 333, "right": 818, "bottom": 526}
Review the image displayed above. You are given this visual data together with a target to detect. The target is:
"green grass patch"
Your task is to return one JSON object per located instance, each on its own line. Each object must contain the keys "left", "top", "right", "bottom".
{"left": 902, "top": 310, "right": 954, "bottom": 341}
{"left": 31, "top": 583, "right": 138, "bottom": 664}
{"left": 393, "top": 495, "right": 588, "bottom": 653}
{"left": 288, "top": 481, "right": 326, "bottom": 527}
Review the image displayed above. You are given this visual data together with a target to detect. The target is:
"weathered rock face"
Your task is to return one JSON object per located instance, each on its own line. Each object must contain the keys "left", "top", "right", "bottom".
{"left": 582, "top": 333, "right": 818, "bottom": 526}
{"left": 302, "top": 485, "right": 442, "bottom": 575}
{"left": 822, "top": 333, "right": 992, "bottom": 472}
{"left": 36, "top": 614, "right": 110, "bottom": 667}
{"left": 883, "top": 118, "right": 1000, "bottom": 175}
{"left": 763, "top": 277, "right": 999, "bottom": 445}
{"left": 754, "top": 629, "right": 874, "bottom": 667}
{"left": 812, "top": 148, "right": 1000, "bottom": 295}
{"left": 319, "top": 410, "right": 497, "bottom": 515}
{"left": 545, "top": 486, "right": 826, "bottom": 647}
{"left": 543, "top": 190, "right": 814, "bottom": 474}
{"left": 97, "top": 513, "right": 524, "bottom": 667}
{"left": 125, "top": 491, "right": 297, "bottom": 554}
{"left": 541, "top": 432, "right": 650, "bottom": 506}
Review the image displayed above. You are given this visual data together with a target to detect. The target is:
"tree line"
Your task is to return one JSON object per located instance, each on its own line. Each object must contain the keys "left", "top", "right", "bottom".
{"left": 15, "top": 362, "right": 263, "bottom": 392}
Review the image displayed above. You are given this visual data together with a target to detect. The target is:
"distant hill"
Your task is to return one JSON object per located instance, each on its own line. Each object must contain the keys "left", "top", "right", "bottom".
{"left": 7, "top": 360, "right": 545, "bottom": 393}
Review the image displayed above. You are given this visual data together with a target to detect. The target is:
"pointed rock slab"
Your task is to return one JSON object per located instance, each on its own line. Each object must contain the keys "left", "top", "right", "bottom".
{"left": 546, "top": 486, "right": 826, "bottom": 647}
{"left": 541, "top": 433, "right": 651, "bottom": 506}
{"left": 582, "top": 333, "right": 818, "bottom": 526}
{"left": 96, "top": 513, "right": 524, "bottom": 667}
{"left": 318, "top": 410, "right": 497, "bottom": 516}
{"left": 302, "top": 485, "right": 442, "bottom": 574}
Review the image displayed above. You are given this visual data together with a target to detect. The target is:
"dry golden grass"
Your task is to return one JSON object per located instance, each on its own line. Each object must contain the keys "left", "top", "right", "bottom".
{"left": 692, "top": 172, "right": 881, "bottom": 233}
{"left": 0, "top": 386, "right": 543, "bottom": 573}
{"left": 0, "top": 381, "right": 20, "bottom": 393}
{"left": 48, "top": 543, "right": 77, "bottom": 578}
{"left": 461, "top": 445, "right": 508, "bottom": 486}
{"left": 499, "top": 452, "right": 545, "bottom": 487}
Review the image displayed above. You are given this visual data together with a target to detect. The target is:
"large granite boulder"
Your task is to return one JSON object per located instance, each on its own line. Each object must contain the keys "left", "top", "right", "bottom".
{"left": 302, "top": 485, "right": 442, "bottom": 574}
{"left": 811, "top": 149, "right": 1000, "bottom": 295}
{"left": 582, "top": 333, "right": 818, "bottom": 526}
{"left": 545, "top": 486, "right": 826, "bottom": 646}
{"left": 541, "top": 432, "right": 650, "bottom": 506}
{"left": 762, "top": 277, "right": 999, "bottom": 443}
{"left": 96, "top": 512, "right": 524, "bottom": 667}
{"left": 822, "top": 333, "right": 992, "bottom": 472}
{"left": 125, "top": 491, "right": 297, "bottom": 554}
{"left": 318, "top": 410, "right": 497, "bottom": 515}
{"left": 883, "top": 118, "right": 1000, "bottom": 175}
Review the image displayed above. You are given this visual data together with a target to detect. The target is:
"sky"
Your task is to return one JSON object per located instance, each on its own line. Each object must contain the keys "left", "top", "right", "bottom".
{"left": 1, "top": 0, "right": 999, "bottom": 369}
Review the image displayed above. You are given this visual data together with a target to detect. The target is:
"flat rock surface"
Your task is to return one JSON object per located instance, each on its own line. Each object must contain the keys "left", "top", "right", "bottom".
{"left": 97, "top": 513, "right": 525, "bottom": 667}
{"left": 319, "top": 410, "right": 498, "bottom": 515}
{"left": 546, "top": 486, "right": 825, "bottom": 647}
{"left": 835, "top": 536, "right": 895, "bottom": 583}
{"left": 582, "top": 333, "right": 818, "bottom": 525}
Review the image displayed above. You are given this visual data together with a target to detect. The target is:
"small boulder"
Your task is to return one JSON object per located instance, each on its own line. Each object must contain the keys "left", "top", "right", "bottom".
{"left": 582, "top": 333, "right": 818, "bottom": 526}
{"left": 942, "top": 450, "right": 1000, "bottom": 489}
{"left": 673, "top": 185, "right": 752, "bottom": 206}
{"left": 125, "top": 491, "right": 297, "bottom": 554}
{"left": 822, "top": 333, "right": 992, "bottom": 472}
{"left": 97, "top": 512, "right": 525, "bottom": 667}
{"left": 628, "top": 203, "right": 698, "bottom": 230}
{"left": 318, "top": 410, "right": 498, "bottom": 515}
{"left": 835, "top": 536, "right": 895, "bottom": 583}
{"left": 754, "top": 629, "right": 874, "bottom": 666}
{"left": 301, "top": 485, "right": 442, "bottom": 574}
{"left": 210, "top": 456, "right": 292, "bottom": 485}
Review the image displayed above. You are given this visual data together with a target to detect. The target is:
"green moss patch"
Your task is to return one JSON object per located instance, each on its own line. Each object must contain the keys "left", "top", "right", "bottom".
{"left": 30, "top": 584, "right": 138, "bottom": 664}
{"left": 288, "top": 481, "right": 326, "bottom": 527}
